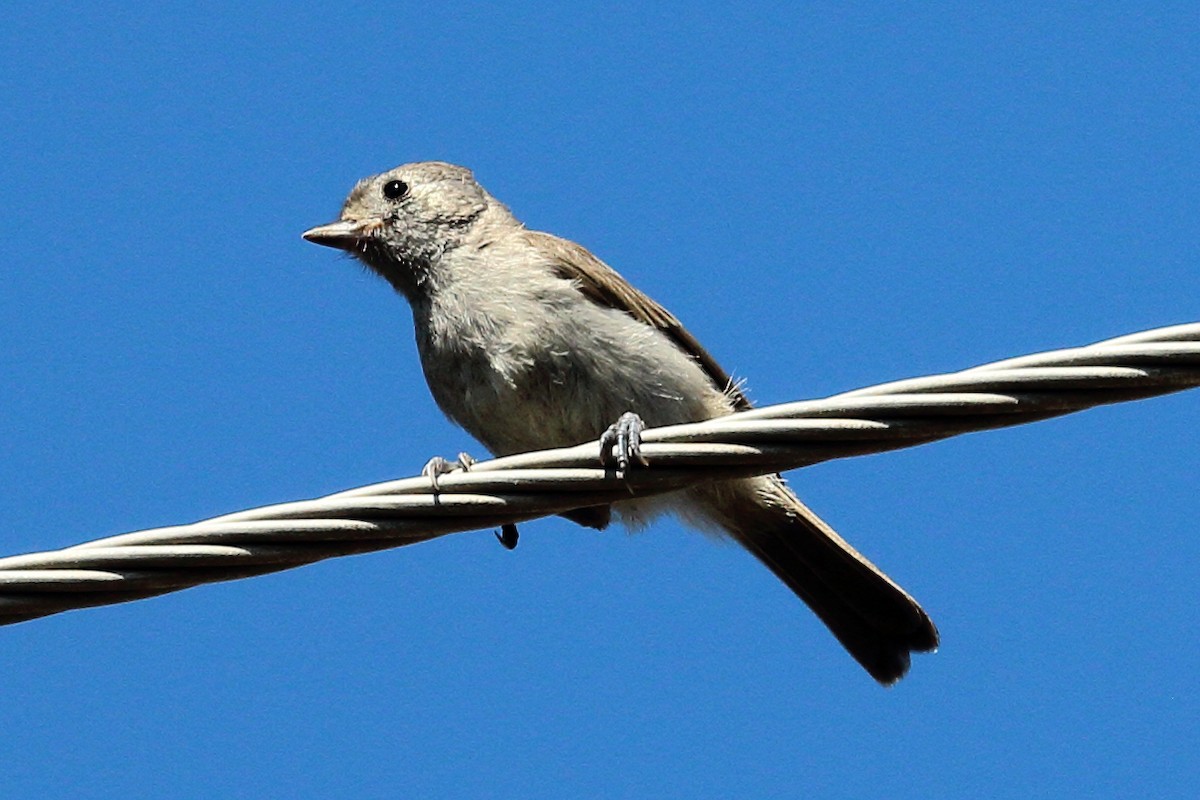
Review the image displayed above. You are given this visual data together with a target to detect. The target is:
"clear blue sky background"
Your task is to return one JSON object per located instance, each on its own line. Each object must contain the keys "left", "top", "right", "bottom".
{"left": 2, "top": 4, "right": 1197, "bottom": 797}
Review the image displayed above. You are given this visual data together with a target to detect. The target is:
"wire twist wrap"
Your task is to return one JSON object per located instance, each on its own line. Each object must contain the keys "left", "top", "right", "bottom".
{"left": 2, "top": 323, "right": 1197, "bottom": 625}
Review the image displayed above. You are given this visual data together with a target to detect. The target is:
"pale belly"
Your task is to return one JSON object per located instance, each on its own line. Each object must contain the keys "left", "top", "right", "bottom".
{"left": 415, "top": 300, "right": 731, "bottom": 458}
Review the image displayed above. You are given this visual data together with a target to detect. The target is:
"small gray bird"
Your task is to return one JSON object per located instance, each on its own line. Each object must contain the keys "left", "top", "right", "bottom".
{"left": 303, "top": 161, "right": 937, "bottom": 684}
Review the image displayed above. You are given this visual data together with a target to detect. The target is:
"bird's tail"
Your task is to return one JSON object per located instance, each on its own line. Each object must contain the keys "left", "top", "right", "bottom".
{"left": 690, "top": 475, "right": 938, "bottom": 684}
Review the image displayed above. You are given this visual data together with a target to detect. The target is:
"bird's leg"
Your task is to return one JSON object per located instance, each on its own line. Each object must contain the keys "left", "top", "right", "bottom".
{"left": 599, "top": 411, "right": 649, "bottom": 472}
{"left": 421, "top": 452, "right": 520, "bottom": 550}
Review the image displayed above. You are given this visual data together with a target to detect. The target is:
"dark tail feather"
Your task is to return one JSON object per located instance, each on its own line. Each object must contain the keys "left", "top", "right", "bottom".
{"left": 696, "top": 477, "right": 938, "bottom": 685}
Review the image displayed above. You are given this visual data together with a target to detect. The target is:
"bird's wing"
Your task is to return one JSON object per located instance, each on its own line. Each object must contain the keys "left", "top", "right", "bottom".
{"left": 525, "top": 229, "right": 753, "bottom": 411}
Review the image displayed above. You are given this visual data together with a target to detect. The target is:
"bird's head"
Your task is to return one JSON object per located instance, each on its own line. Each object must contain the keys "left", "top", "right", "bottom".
{"left": 303, "top": 161, "right": 502, "bottom": 297}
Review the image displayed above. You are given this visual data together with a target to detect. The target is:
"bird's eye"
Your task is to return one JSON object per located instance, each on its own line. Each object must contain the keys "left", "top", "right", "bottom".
{"left": 382, "top": 179, "right": 409, "bottom": 200}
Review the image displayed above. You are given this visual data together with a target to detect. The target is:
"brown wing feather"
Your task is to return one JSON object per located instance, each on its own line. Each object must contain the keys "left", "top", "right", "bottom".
{"left": 524, "top": 230, "right": 753, "bottom": 411}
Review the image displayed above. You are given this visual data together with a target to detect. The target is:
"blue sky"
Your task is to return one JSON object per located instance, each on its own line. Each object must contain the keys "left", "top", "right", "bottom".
{"left": 1, "top": 3, "right": 1197, "bottom": 797}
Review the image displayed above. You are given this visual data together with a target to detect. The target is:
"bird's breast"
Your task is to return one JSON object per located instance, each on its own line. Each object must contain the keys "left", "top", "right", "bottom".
{"left": 412, "top": 280, "right": 729, "bottom": 457}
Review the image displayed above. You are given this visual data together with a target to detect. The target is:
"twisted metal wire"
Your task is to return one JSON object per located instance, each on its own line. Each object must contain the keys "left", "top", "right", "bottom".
{"left": 2, "top": 322, "right": 1197, "bottom": 625}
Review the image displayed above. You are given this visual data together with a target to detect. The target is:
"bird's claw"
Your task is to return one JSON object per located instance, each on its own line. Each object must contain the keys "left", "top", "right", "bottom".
{"left": 422, "top": 453, "right": 519, "bottom": 549}
{"left": 421, "top": 452, "right": 476, "bottom": 492}
{"left": 599, "top": 411, "right": 649, "bottom": 472}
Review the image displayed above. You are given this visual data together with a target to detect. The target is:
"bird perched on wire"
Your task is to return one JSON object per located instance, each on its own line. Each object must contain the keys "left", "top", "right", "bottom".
{"left": 303, "top": 161, "right": 937, "bottom": 684}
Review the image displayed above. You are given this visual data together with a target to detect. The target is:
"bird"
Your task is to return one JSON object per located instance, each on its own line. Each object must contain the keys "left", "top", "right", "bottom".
{"left": 302, "top": 161, "right": 937, "bottom": 684}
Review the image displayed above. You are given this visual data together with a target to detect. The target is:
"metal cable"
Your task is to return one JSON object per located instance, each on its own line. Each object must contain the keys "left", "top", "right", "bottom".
{"left": 2, "top": 322, "right": 1197, "bottom": 625}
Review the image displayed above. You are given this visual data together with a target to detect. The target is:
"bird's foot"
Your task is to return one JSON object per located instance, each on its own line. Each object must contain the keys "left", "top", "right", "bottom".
{"left": 421, "top": 452, "right": 520, "bottom": 550}
{"left": 421, "top": 452, "right": 477, "bottom": 492}
{"left": 599, "top": 411, "right": 649, "bottom": 472}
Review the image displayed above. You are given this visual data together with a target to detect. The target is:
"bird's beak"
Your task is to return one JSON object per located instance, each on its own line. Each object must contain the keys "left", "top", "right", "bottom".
{"left": 302, "top": 219, "right": 372, "bottom": 251}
